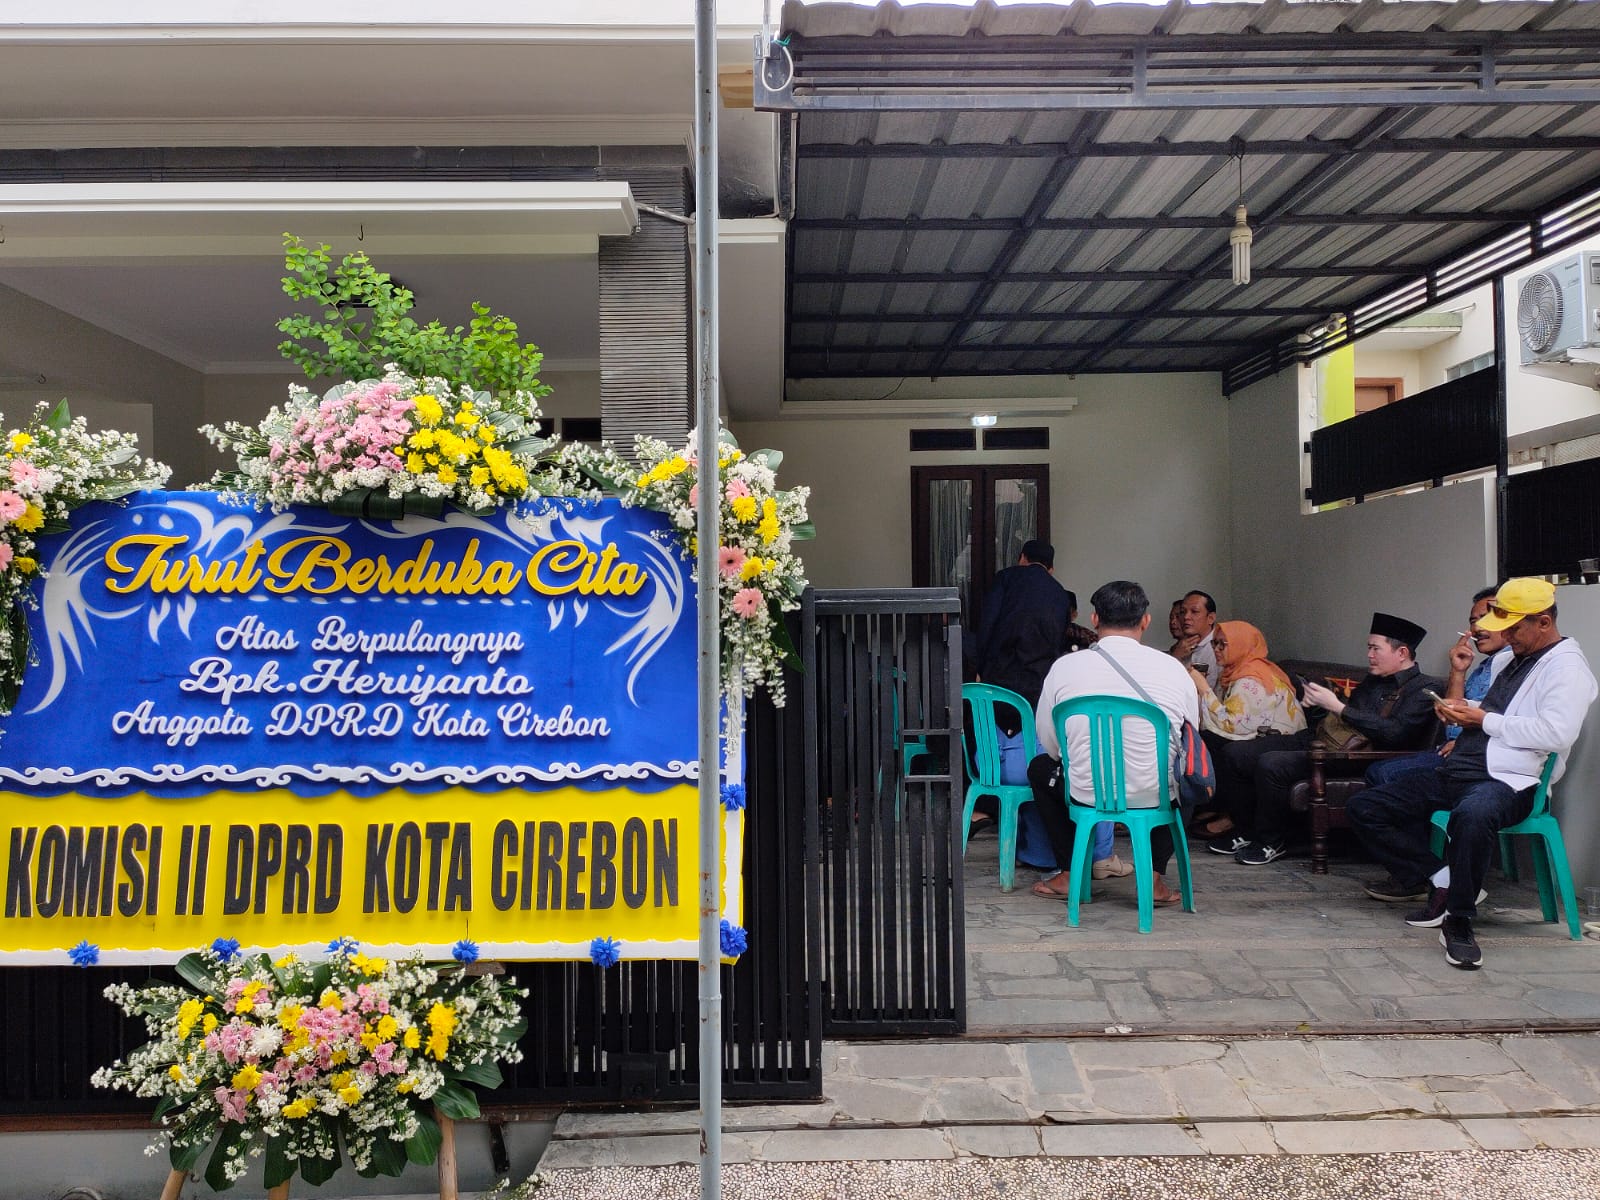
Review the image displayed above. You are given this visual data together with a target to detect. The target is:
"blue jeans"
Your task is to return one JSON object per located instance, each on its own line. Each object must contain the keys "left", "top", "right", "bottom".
{"left": 1364, "top": 750, "right": 1443, "bottom": 788}
{"left": 1347, "top": 766, "right": 1535, "bottom": 918}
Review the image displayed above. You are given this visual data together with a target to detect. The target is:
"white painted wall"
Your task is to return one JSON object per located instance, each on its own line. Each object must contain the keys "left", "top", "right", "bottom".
{"left": 735, "top": 371, "right": 1233, "bottom": 614}
{"left": 1230, "top": 363, "right": 1600, "bottom": 890}
{"left": 0, "top": 281, "right": 203, "bottom": 482}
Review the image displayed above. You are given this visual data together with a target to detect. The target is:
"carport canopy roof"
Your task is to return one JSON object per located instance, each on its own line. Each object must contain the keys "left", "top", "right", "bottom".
{"left": 760, "top": 0, "right": 1600, "bottom": 390}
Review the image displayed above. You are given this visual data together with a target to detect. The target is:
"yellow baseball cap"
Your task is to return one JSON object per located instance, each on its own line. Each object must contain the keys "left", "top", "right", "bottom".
{"left": 1475, "top": 578, "right": 1556, "bottom": 631}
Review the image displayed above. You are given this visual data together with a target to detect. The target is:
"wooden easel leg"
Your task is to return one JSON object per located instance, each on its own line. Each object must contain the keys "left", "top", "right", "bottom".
{"left": 437, "top": 1111, "right": 458, "bottom": 1200}
{"left": 158, "top": 1168, "right": 186, "bottom": 1200}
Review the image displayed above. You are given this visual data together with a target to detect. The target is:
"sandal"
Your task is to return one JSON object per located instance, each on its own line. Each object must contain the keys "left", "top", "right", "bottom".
{"left": 1030, "top": 874, "right": 1074, "bottom": 900}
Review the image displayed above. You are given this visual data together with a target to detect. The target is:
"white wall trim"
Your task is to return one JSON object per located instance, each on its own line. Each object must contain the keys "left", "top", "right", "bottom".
{"left": 0, "top": 115, "right": 693, "bottom": 150}
{"left": 779, "top": 395, "right": 1079, "bottom": 421}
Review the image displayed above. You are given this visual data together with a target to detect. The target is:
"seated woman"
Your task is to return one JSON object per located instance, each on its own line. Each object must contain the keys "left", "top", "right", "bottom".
{"left": 1185, "top": 621, "right": 1306, "bottom": 850}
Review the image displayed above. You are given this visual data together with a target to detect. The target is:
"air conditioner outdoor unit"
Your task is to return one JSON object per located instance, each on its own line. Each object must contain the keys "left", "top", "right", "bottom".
{"left": 1517, "top": 253, "right": 1600, "bottom": 387}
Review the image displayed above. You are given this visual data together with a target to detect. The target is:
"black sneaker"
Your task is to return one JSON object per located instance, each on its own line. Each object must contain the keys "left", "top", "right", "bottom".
{"left": 1207, "top": 833, "right": 1249, "bottom": 856}
{"left": 1440, "top": 915, "right": 1482, "bottom": 970}
{"left": 1235, "top": 841, "right": 1287, "bottom": 865}
{"left": 1405, "top": 886, "right": 1489, "bottom": 928}
{"left": 1363, "top": 875, "right": 1429, "bottom": 903}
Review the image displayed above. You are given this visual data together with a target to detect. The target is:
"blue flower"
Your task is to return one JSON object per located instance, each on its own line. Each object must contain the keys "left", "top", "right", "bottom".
{"left": 210, "top": 937, "right": 242, "bottom": 963}
{"left": 720, "top": 782, "right": 747, "bottom": 811}
{"left": 719, "top": 920, "right": 748, "bottom": 958}
{"left": 589, "top": 936, "right": 621, "bottom": 969}
{"left": 326, "top": 936, "right": 358, "bottom": 957}
{"left": 68, "top": 940, "right": 99, "bottom": 967}
{"left": 452, "top": 939, "right": 480, "bottom": 965}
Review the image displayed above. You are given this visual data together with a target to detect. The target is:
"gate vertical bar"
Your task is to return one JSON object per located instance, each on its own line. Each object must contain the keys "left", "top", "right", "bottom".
{"left": 692, "top": 0, "right": 722, "bottom": 1193}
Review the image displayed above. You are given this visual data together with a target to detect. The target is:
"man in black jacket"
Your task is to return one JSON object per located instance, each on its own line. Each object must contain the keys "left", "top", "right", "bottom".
{"left": 1219, "top": 612, "right": 1439, "bottom": 865}
{"left": 974, "top": 539, "right": 1075, "bottom": 712}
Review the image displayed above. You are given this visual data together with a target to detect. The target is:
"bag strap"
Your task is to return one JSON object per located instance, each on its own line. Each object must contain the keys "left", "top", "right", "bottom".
{"left": 1091, "top": 642, "right": 1157, "bottom": 707}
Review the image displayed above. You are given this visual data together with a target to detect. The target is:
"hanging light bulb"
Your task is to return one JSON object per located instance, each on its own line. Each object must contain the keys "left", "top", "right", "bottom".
{"left": 1229, "top": 155, "right": 1252, "bottom": 286}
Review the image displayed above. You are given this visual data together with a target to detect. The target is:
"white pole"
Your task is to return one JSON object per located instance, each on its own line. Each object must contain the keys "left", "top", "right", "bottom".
{"left": 692, "top": 0, "right": 723, "bottom": 1198}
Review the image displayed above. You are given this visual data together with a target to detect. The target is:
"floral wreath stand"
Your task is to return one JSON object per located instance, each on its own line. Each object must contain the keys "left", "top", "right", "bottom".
{"left": 156, "top": 1108, "right": 463, "bottom": 1200}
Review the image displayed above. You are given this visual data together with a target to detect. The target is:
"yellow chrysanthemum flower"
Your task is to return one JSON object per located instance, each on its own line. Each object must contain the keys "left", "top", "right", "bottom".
{"left": 661, "top": 456, "right": 690, "bottom": 479}
{"left": 413, "top": 394, "right": 443, "bottom": 426}
{"left": 277, "top": 1004, "right": 304, "bottom": 1031}
{"left": 319, "top": 989, "right": 342, "bottom": 1010}
{"left": 282, "top": 1097, "right": 314, "bottom": 1119}
{"left": 339, "top": 1085, "right": 362, "bottom": 1106}
{"left": 470, "top": 465, "right": 491, "bottom": 488}
{"left": 762, "top": 497, "right": 777, "bottom": 519}
{"left": 331, "top": 1071, "right": 353, "bottom": 1090}
{"left": 758, "top": 515, "right": 781, "bottom": 545}
{"left": 376, "top": 1015, "right": 399, "bottom": 1041}
{"left": 175, "top": 997, "right": 204, "bottom": 1039}
{"left": 360, "top": 1031, "right": 380, "bottom": 1052}
{"left": 201, "top": 1014, "right": 218, "bottom": 1034}
{"left": 479, "top": 425, "right": 497, "bottom": 445}
{"left": 426, "top": 1002, "right": 457, "bottom": 1061}
{"left": 437, "top": 464, "right": 458, "bottom": 486}
{"left": 168, "top": 1064, "right": 185, "bottom": 1083}
{"left": 15, "top": 503, "right": 43, "bottom": 533}
{"left": 403, "top": 1027, "right": 421, "bottom": 1050}
{"left": 731, "top": 496, "right": 758, "bottom": 522}
{"left": 273, "top": 953, "right": 298, "bottom": 968}
{"left": 406, "top": 452, "right": 426, "bottom": 475}
{"left": 409, "top": 428, "right": 437, "bottom": 450}
{"left": 231, "top": 1063, "right": 262, "bottom": 1092}
{"left": 14, "top": 556, "right": 35, "bottom": 574}
{"left": 330, "top": 1048, "right": 348, "bottom": 1066}
{"left": 234, "top": 981, "right": 266, "bottom": 1014}
{"left": 740, "top": 557, "right": 765, "bottom": 582}
{"left": 9, "top": 432, "right": 31, "bottom": 452}
{"left": 397, "top": 1078, "right": 416, "bottom": 1094}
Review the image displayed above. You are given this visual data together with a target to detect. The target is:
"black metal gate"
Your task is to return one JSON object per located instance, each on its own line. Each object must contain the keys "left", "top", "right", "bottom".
{"left": 0, "top": 588, "right": 964, "bottom": 1114}
{"left": 809, "top": 589, "right": 966, "bottom": 1037}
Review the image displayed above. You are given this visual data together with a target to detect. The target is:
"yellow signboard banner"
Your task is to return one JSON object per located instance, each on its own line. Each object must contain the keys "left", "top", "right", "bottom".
{"left": 0, "top": 786, "right": 741, "bottom": 963}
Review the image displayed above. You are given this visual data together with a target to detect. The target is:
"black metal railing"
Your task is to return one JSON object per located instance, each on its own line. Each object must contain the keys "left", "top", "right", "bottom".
{"left": 809, "top": 589, "right": 965, "bottom": 1037}
{"left": 1307, "top": 366, "right": 1500, "bottom": 505}
{"left": 1505, "top": 456, "right": 1600, "bottom": 580}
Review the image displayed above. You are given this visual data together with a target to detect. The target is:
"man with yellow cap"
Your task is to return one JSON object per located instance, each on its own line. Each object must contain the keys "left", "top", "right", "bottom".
{"left": 1349, "top": 579, "right": 1597, "bottom": 970}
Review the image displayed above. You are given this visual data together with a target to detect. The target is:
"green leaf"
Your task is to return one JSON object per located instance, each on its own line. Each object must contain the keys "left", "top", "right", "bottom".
{"left": 405, "top": 1109, "right": 443, "bottom": 1166}
{"left": 789, "top": 519, "right": 817, "bottom": 542}
{"left": 298, "top": 1119, "right": 342, "bottom": 1185}
{"left": 169, "top": 1133, "right": 208, "bottom": 1173}
{"left": 768, "top": 598, "right": 804, "bottom": 673}
{"left": 494, "top": 1016, "right": 529, "bottom": 1046}
{"left": 43, "top": 398, "right": 71, "bottom": 430}
{"left": 263, "top": 1136, "right": 295, "bottom": 1188}
{"left": 204, "top": 1122, "right": 248, "bottom": 1192}
{"left": 431, "top": 1080, "right": 481, "bottom": 1121}
{"left": 173, "top": 952, "right": 220, "bottom": 996}
{"left": 445, "top": 1057, "right": 503, "bottom": 1089}
{"left": 365, "top": 1132, "right": 409, "bottom": 1178}
{"left": 152, "top": 1094, "right": 177, "bottom": 1122}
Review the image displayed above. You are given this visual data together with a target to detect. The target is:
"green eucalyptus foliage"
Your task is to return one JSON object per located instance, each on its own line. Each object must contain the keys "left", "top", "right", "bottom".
{"left": 275, "top": 235, "right": 554, "bottom": 400}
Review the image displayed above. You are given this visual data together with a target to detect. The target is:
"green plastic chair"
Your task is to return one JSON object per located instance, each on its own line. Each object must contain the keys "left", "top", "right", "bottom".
{"left": 961, "top": 683, "right": 1036, "bottom": 892}
{"left": 1429, "top": 752, "right": 1579, "bottom": 939}
{"left": 1052, "top": 694, "right": 1195, "bottom": 934}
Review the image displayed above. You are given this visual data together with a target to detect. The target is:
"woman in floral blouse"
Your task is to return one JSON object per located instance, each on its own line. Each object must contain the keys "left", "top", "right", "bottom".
{"left": 1187, "top": 620, "right": 1306, "bottom": 842}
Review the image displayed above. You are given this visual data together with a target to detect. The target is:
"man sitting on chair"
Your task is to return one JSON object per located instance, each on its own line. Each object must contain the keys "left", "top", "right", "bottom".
{"left": 1026, "top": 580, "right": 1197, "bottom": 904}
{"left": 1348, "top": 578, "right": 1597, "bottom": 971}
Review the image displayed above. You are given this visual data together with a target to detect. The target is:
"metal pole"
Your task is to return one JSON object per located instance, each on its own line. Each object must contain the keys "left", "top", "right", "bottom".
{"left": 692, "top": 0, "right": 723, "bottom": 1197}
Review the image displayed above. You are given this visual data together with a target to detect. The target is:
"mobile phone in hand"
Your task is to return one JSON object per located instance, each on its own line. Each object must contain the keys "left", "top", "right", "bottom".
{"left": 1422, "top": 687, "right": 1446, "bottom": 704}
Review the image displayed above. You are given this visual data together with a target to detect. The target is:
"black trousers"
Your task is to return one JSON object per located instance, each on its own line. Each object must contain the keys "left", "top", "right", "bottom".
{"left": 1026, "top": 752, "right": 1184, "bottom": 875}
{"left": 1347, "top": 767, "right": 1535, "bottom": 918}
{"left": 1216, "top": 728, "right": 1315, "bottom": 846}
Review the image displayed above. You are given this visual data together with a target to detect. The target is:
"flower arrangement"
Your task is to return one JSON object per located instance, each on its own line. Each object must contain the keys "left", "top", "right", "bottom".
{"left": 0, "top": 400, "right": 169, "bottom": 715}
{"left": 93, "top": 940, "right": 527, "bottom": 1191}
{"left": 559, "top": 430, "right": 812, "bottom": 711}
{"left": 199, "top": 366, "right": 558, "bottom": 516}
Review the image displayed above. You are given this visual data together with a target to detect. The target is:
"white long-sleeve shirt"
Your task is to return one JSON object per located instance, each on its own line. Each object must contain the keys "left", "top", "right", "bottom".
{"left": 1474, "top": 639, "right": 1598, "bottom": 790}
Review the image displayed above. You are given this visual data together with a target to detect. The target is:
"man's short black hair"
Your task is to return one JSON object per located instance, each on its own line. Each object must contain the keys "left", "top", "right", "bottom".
{"left": 1472, "top": 586, "right": 1499, "bottom": 603}
{"left": 1092, "top": 580, "right": 1150, "bottom": 628}
{"left": 1182, "top": 589, "right": 1217, "bottom": 614}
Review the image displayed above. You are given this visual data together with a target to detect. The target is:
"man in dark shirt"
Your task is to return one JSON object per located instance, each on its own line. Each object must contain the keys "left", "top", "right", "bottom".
{"left": 1349, "top": 579, "right": 1597, "bottom": 970}
{"left": 1218, "top": 612, "right": 1439, "bottom": 865}
{"left": 974, "top": 539, "right": 1075, "bottom": 711}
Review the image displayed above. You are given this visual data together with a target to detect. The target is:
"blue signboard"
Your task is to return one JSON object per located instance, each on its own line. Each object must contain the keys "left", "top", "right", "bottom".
{"left": 0, "top": 491, "right": 699, "bottom": 798}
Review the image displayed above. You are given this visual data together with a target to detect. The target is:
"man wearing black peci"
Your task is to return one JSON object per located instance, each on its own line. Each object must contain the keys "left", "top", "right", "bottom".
{"left": 1214, "top": 612, "right": 1440, "bottom": 866}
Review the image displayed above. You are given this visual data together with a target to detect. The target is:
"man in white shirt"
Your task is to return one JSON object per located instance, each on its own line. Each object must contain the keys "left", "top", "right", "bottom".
{"left": 1171, "top": 589, "right": 1220, "bottom": 689}
{"left": 1027, "top": 580, "right": 1200, "bottom": 905}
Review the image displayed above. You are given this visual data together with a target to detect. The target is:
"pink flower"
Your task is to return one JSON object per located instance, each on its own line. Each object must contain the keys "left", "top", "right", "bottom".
{"left": 215, "top": 1087, "right": 248, "bottom": 1123}
{"left": 725, "top": 478, "right": 751, "bottom": 501}
{"left": 0, "top": 544, "right": 13, "bottom": 571}
{"left": 688, "top": 485, "right": 698, "bottom": 508}
{"left": 719, "top": 547, "right": 746, "bottom": 578}
{"left": 0, "top": 492, "right": 24, "bottom": 522}
{"left": 733, "top": 588, "right": 763, "bottom": 619}
{"left": 8, "top": 460, "right": 39, "bottom": 486}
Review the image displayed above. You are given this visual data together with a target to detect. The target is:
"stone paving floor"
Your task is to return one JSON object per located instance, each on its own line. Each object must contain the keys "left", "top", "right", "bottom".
{"left": 960, "top": 829, "right": 1600, "bottom": 1034}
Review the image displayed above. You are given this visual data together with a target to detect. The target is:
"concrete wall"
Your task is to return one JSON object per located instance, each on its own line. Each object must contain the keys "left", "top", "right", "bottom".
{"left": 734, "top": 371, "right": 1233, "bottom": 613}
{"left": 1230, "top": 363, "right": 1600, "bottom": 890}
{"left": 0, "top": 282, "right": 204, "bottom": 483}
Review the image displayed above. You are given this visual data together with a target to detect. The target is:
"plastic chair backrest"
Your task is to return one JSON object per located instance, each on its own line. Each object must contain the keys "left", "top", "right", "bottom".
{"left": 1052, "top": 694, "right": 1172, "bottom": 815}
{"left": 961, "top": 683, "right": 1036, "bottom": 786}
{"left": 1527, "top": 751, "right": 1559, "bottom": 818}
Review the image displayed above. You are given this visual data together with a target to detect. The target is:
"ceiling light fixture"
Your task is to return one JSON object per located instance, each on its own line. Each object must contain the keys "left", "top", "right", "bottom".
{"left": 970, "top": 413, "right": 998, "bottom": 428}
{"left": 1229, "top": 155, "right": 1253, "bottom": 287}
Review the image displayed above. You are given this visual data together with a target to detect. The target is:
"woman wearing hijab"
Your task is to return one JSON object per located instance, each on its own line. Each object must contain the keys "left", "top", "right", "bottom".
{"left": 1186, "top": 621, "right": 1307, "bottom": 850}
